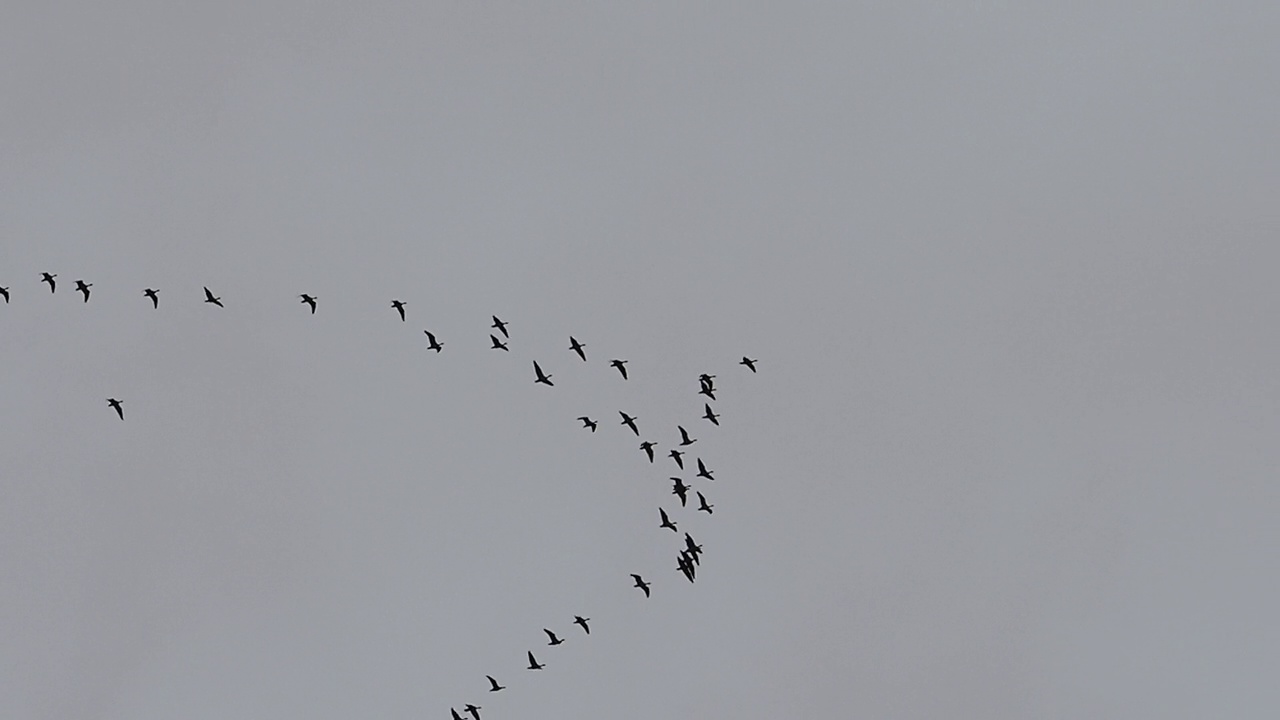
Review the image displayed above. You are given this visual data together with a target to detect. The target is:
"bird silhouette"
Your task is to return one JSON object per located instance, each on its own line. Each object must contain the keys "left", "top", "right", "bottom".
{"left": 697, "top": 491, "right": 714, "bottom": 514}
{"left": 75, "top": 280, "right": 92, "bottom": 303}
{"left": 699, "top": 373, "right": 716, "bottom": 390}
{"left": 424, "top": 330, "right": 443, "bottom": 353}
{"left": 41, "top": 273, "right": 56, "bottom": 293}
{"left": 678, "top": 425, "right": 697, "bottom": 446}
{"left": 698, "top": 384, "right": 717, "bottom": 401}
{"left": 451, "top": 708, "right": 465, "bottom": 720}
{"left": 300, "top": 294, "right": 317, "bottom": 314}
{"left": 107, "top": 398, "right": 124, "bottom": 420}
{"left": 492, "top": 316, "right": 509, "bottom": 338}
{"left": 544, "top": 628, "right": 564, "bottom": 646}
{"left": 203, "top": 287, "right": 223, "bottom": 307}
{"left": 631, "top": 573, "right": 651, "bottom": 598}
{"left": 391, "top": 300, "right": 406, "bottom": 321}
{"left": 526, "top": 651, "right": 545, "bottom": 670}
{"left": 678, "top": 553, "right": 696, "bottom": 583}
{"left": 143, "top": 288, "right": 158, "bottom": 308}
{"left": 577, "top": 416, "right": 598, "bottom": 432}
{"left": 569, "top": 336, "right": 587, "bottom": 361}
{"left": 464, "top": 704, "right": 482, "bottom": 720}
{"left": 684, "top": 533, "right": 703, "bottom": 559}
{"left": 573, "top": 616, "right": 590, "bottom": 634}
{"left": 485, "top": 675, "right": 505, "bottom": 692}
{"left": 741, "top": 356, "right": 758, "bottom": 372}
{"left": 609, "top": 359, "right": 629, "bottom": 379}
{"left": 669, "top": 449, "right": 685, "bottom": 469}
{"left": 619, "top": 411, "right": 639, "bottom": 436}
{"left": 696, "top": 457, "right": 714, "bottom": 481}
{"left": 703, "top": 403, "right": 720, "bottom": 426}
{"left": 533, "top": 361, "right": 554, "bottom": 386}
{"left": 640, "top": 441, "right": 656, "bottom": 463}
{"left": 659, "top": 507, "right": 678, "bottom": 533}
{"left": 489, "top": 334, "right": 509, "bottom": 351}
{"left": 0, "top": 286, "right": 9, "bottom": 303}
{"left": 671, "top": 477, "right": 689, "bottom": 506}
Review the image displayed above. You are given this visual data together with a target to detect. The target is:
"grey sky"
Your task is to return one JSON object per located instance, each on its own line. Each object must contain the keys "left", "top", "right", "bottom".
{"left": 3, "top": 3, "right": 1278, "bottom": 718}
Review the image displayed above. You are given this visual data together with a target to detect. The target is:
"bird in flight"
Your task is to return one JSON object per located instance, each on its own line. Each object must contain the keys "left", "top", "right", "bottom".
{"left": 684, "top": 533, "right": 703, "bottom": 560}
{"left": 544, "top": 628, "right": 564, "bottom": 646}
{"left": 143, "top": 288, "right": 159, "bottom": 308}
{"left": 609, "top": 359, "right": 629, "bottom": 379}
{"left": 299, "top": 294, "right": 317, "bottom": 314}
{"left": 107, "top": 398, "right": 124, "bottom": 420}
{"left": 203, "top": 287, "right": 223, "bottom": 307}
{"left": 741, "top": 356, "right": 758, "bottom": 372}
{"left": 678, "top": 552, "right": 696, "bottom": 583}
{"left": 659, "top": 508, "right": 678, "bottom": 533}
{"left": 619, "top": 411, "right": 639, "bottom": 436}
{"left": 0, "top": 286, "right": 9, "bottom": 303}
{"left": 703, "top": 403, "right": 720, "bottom": 426}
{"left": 669, "top": 449, "right": 685, "bottom": 469}
{"left": 699, "top": 373, "right": 716, "bottom": 391}
{"left": 697, "top": 491, "right": 714, "bottom": 514}
{"left": 671, "top": 477, "right": 689, "bottom": 507}
{"left": 75, "top": 280, "right": 92, "bottom": 303}
{"left": 463, "top": 704, "right": 482, "bottom": 720}
{"left": 631, "top": 573, "right": 651, "bottom": 598}
{"left": 533, "top": 361, "right": 554, "bottom": 386}
{"left": 485, "top": 675, "right": 505, "bottom": 692}
{"left": 696, "top": 458, "right": 715, "bottom": 481}
{"left": 526, "top": 651, "right": 545, "bottom": 670}
{"left": 489, "top": 334, "right": 509, "bottom": 351}
{"left": 577, "top": 416, "right": 598, "bottom": 432}
{"left": 569, "top": 336, "right": 587, "bottom": 361}
{"left": 41, "top": 272, "right": 57, "bottom": 293}
{"left": 699, "top": 384, "right": 717, "bottom": 401}
{"left": 491, "top": 315, "right": 509, "bottom": 338}
{"left": 451, "top": 708, "right": 466, "bottom": 720}
{"left": 573, "top": 615, "right": 590, "bottom": 634}
{"left": 390, "top": 300, "right": 406, "bottom": 321}
{"left": 678, "top": 425, "right": 697, "bottom": 446}
{"left": 640, "top": 441, "right": 656, "bottom": 463}
{"left": 424, "top": 330, "right": 443, "bottom": 353}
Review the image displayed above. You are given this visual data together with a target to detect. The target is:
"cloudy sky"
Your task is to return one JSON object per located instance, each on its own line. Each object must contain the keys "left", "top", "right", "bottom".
{"left": 3, "top": 2, "right": 1278, "bottom": 718}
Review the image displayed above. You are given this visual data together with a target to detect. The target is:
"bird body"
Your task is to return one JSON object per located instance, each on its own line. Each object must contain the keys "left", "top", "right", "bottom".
{"left": 569, "top": 336, "right": 587, "bottom": 361}
{"left": 544, "top": 628, "right": 564, "bottom": 646}
{"left": 609, "top": 359, "right": 629, "bottom": 379}
{"left": 107, "top": 398, "right": 124, "bottom": 420}
{"left": 669, "top": 449, "right": 685, "bottom": 469}
{"left": 41, "top": 273, "right": 56, "bottom": 292}
{"left": 75, "top": 280, "right": 92, "bottom": 302}
{"left": 424, "top": 330, "right": 443, "bottom": 352}
{"left": 492, "top": 316, "right": 509, "bottom": 338}
{"left": 696, "top": 457, "right": 715, "bottom": 481}
{"left": 703, "top": 403, "right": 720, "bottom": 425}
{"left": 143, "top": 288, "right": 158, "bottom": 308}
{"left": 631, "top": 573, "right": 651, "bottom": 597}
{"left": 526, "top": 651, "right": 545, "bottom": 670}
{"left": 490, "top": 334, "right": 508, "bottom": 351}
{"left": 533, "top": 361, "right": 554, "bottom": 386}
{"left": 464, "top": 704, "right": 482, "bottom": 720}
{"left": 697, "top": 491, "right": 714, "bottom": 514}
{"left": 573, "top": 615, "right": 590, "bottom": 634}
{"left": 659, "top": 507, "right": 678, "bottom": 533}
{"left": 300, "top": 294, "right": 317, "bottom": 313}
{"left": 640, "top": 441, "right": 656, "bottom": 463}
{"left": 485, "top": 675, "right": 505, "bottom": 692}
{"left": 0, "top": 286, "right": 9, "bottom": 303}
{"left": 203, "top": 286, "right": 223, "bottom": 307}
{"left": 741, "top": 356, "right": 758, "bottom": 372}
{"left": 619, "top": 412, "right": 639, "bottom": 436}
{"left": 672, "top": 477, "right": 689, "bottom": 506}
{"left": 391, "top": 300, "right": 406, "bottom": 321}
{"left": 678, "top": 425, "right": 697, "bottom": 446}
{"left": 451, "top": 708, "right": 465, "bottom": 720}
{"left": 699, "top": 384, "right": 717, "bottom": 401}
{"left": 578, "top": 416, "right": 598, "bottom": 432}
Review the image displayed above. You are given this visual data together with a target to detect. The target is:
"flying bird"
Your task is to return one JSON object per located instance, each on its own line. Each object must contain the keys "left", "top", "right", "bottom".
{"left": 526, "top": 651, "right": 545, "bottom": 670}
{"left": 609, "top": 359, "right": 629, "bottom": 379}
{"left": 107, "top": 398, "right": 124, "bottom": 420}
{"left": 684, "top": 533, "right": 703, "bottom": 559}
{"left": 451, "top": 709, "right": 466, "bottom": 720}
{"left": 577, "top": 416, "right": 598, "bottom": 432}
{"left": 489, "top": 334, "right": 508, "bottom": 351}
{"left": 463, "top": 704, "right": 482, "bottom": 720}
{"left": 677, "top": 552, "right": 696, "bottom": 582}
{"left": 41, "top": 272, "right": 56, "bottom": 292}
{"left": 544, "top": 628, "right": 564, "bottom": 646}
{"left": 533, "top": 361, "right": 554, "bottom": 386}
{"left": 640, "top": 441, "right": 656, "bottom": 463}
{"left": 75, "top": 280, "right": 92, "bottom": 303}
{"left": 703, "top": 403, "right": 720, "bottom": 426}
{"left": 741, "top": 356, "right": 758, "bottom": 372}
{"left": 631, "top": 573, "right": 651, "bottom": 598}
{"left": 390, "top": 300, "right": 406, "bottom": 321}
{"left": 573, "top": 616, "right": 590, "bottom": 634}
{"left": 143, "top": 288, "right": 158, "bottom": 308}
{"left": 698, "top": 373, "right": 716, "bottom": 390}
{"left": 671, "top": 477, "right": 689, "bottom": 506}
{"left": 424, "top": 330, "right": 443, "bottom": 353}
{"left": 0, "top": 286, "right": 9, "bottom": 303}
{"left": 485, "top": 675, "right": 505, "bottom": 692}
{"left": 698, "top": 384, "right": 717, "bottom": 401}
{"left": 203, "top": 287, "right": 223, "bottom": 307}
{"left": 491, "top": 316, "right": 509, "bottom": 338}
{"left": 299, "top": 294, "right": 317, "bottom": 314}
{"left": 669, "top": 449, "right": 685, "bottom": 469}
{"left": 697, "top": 491, "right": 714, "bottom": 514}
{"left": 619, "top": 411, "right": 639, "bottom": 436}
{"left": 569, "top": 336, "right": 587, "bottom": 361}
{"left": 678, "top": 425, "right": 697, "bottom": 446}
{"left": 696, "top": 457, "right": 715, "bottom": 481}
{"left": 659, "top": 507, "right": 678, "bottom": 533}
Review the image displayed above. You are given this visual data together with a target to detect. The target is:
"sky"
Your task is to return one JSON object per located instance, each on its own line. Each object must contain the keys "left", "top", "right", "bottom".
{"left": 2, "top": 2, "right": 1279, "bottom": 718}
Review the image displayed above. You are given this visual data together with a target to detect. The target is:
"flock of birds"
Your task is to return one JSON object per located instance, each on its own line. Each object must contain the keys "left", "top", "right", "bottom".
{"left": 5, "top": 272, "right": 759, "bottom": 717}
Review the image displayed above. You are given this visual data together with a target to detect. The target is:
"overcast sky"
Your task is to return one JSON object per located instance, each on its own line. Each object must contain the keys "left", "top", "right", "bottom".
{"left": 3, "top": 3, "right": 1278, "bottom": 718}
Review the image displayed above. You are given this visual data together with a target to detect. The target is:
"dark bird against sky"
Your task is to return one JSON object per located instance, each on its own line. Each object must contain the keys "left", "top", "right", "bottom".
{"left": 669, "top": 449, "right": 685, "bottom": 469}
{"left": 107, "top": 398, "right": 124, "bottom": 421}
{"left": 41, "top": 272, "right": 56, "bottom": 293}
{"left": 203, "top": 286, "right": 223, "bottom": 307}
{"left": 609, "top": 359, "right": 628, "bottom": 379}
{"left": 703, "top": 403, "right": 720, "bottom": 426}
{"left": 631, "top": 573, "right": 651, "bottom": 598}
{"left": 533, "top": 361, "right": 554, "bottom": 386}
{"left": 143, "top": 288, "right": 158, "bottom": 308}
{"left": 640, "top": 441, "right": 656, "bottom": 463}
{"left": 620, "top": 411, "right": 639, "bottom": 436}
{"left": 697, "top": 491, "right": 714, "bottom": 514}
{"left": 300, "top": 294, "right": 317, "bottom": 314}
{"left": 424, "top": 330, "right": 443, "bottom": 353}
{"left": 489, "top": 334, "right": 508, "bottom": 351}
{"left": 672, "top": 477, "right": 689, "bottom": 506}
{"left": 573, "top": 616, "right": 590, "bottom": 634}
{"left": 75, "top": 280, "right": 92, "bottom": 303}
{"left": 678, "top": 425, "right": 697, "bottom": 446}
{"left": 696, "top": 457, "right": 715, "bottom": 481}
{"left": 491, "top": 315, "right": 509, "bottom": 338}
{"left": 0, "top": 286, "right": 9, "bottom": 303}
{"left": 569, "top": 336, "right": 586, "bottom": 361}
{"left": 577, "top": 416, "right": 598, "bottom": 432}
{"left": 390, "top": 299, "right": 406, "bottom": 321}
{"left": 740, "top": 356, "right": 758, "bottom": 372}
{"left": 485, "top": 675, "right": 505, "bottom": 692}
{"left": 526, "top": 651, "right": 544, "bottom": 670}
{"left": 659, "top": 507, "right": 678, "bottom": 533}
{"left": 544, "top": 628, "right": 564, "bottom": 646}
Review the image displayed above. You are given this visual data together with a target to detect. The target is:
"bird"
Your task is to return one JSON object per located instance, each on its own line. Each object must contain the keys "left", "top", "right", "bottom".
{"left": 669, "top": 449, "right": 685, "bottom": 469}
{"left": 424, "top": 330, "right": 443, "bottom": 353}
{"left": 489, "top": 334, "right": 508, "bottom": 351}
{"left": 640, "top": 441, "right": 656, "bottom": 463}
{"left": 698, "top": 373, "right": 716, "bottom": 390}
{"left": 569, "top": 336, "right": 587, "bottom": 361}
{"left": 491, "top": 315, "right": 509, "bottom": 338}
{"left": 609, "top": 359, "right": 629, "bottom": 379}
{"left": 573, "top": 616, "right": 590, "bottom": 634}
{"left": 485, "top": 675, "right": 505, "bottom": 692}
{"left": 698, "top": 384, "right": 717, "bottom": 401}
{"left": 659, "top": 508, "right": 678, "bottom": 533}
{"left": 678, "top": 425, "right": 697, "bottom": 446}
{"left": 0, "top": 286, "right": 9, "bottom": 303}
{"left": 741, "top": 356, "right": 758, "bottom": 372}
{"left": 299, "top": 294, "right": 317, "bottom": 314}
{"left": 75, "top": 280, "right": 92, "bottom": 303}
{"left": 41, "top": 272, "right": 56, "bottom": 293}
{"left": 463, "top": 704, "right": 482, "bottom": 720}
{"left": 107, "top": 398, "right": 124, "bottom": 420}
{"left": 533, "top": 361, "right": 554, "bottom": 386}
{"left": 451, "top": 708, "right": 466, "bottom": 720}
{"left": 577, "top": 416, "right": 598, "bottom": 432}
{"left": 684, "top": 533, "right": 703, "bottom": 559}
{"left": 619, "top": 411, "right": 639, "bottom": 436}
{"left": 671, "top": 477, "right": 689, "bottom": 506}
{"left": 696, "top": 458, "right": 715, "bottom": 481}
{"left": 678, "top": 553, "right": 696, "bottom": 583}
{"left": 544, "top": 628, "right": 564, "bottom": 646}
{"left": 203, "top": 286, "right": 223, "bottom": 307}
{"left": 526, "top": 651, "right": 545, "bottom": 670}
{"left": 697, "top": 491, "right": 714, "bottom": 514}
{"left": 143, "top": 288, "right": 158, "bottom": 308}
{"left": 390, "top": 300, "right": 406, "bottom": 321}
{"left": 631, "top": 573, "right": 651, "bottom": 598}
{"left": 703, "top": 403, "right": 720, "bottom": 426}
